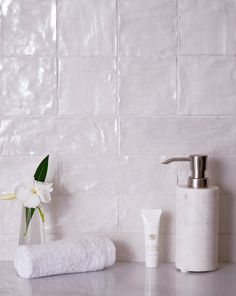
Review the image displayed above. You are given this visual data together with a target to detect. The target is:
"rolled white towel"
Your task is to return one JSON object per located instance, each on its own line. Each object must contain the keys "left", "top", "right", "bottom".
{"left": 14, "top": 236, "right": 116, "bottom": 279}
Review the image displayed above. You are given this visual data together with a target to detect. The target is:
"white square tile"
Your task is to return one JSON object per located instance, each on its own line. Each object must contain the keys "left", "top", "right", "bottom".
{"left": 58, "top": 0, "right": 116, "bottom": 55}
{"left": 1, "top": 0, "right": 56, "bottom": 55}
{"left": 121, "top": 117, "right": 236, "bottom": 155}
{"left": 0, "top": 118, "right": 56, "bottom": 156}
{"left": 119, "top": 56, "right": 176, "bottom": 115}
{"left": 56, "top": 118, "right": 118, "bottom": 154}
{"left": 44, "top": 195, "right": 118, "bottom": 233}
{"left": 209, "top": 157, "right": 236, "bottom": 196}
{"left": 119, "top": 0, "right": 177, "bottom": 56}
{"left": 59, "top": 57, "right": 117, "bottom": 115}
{"left": 117, "top": 155, "right": 177, "bottom": 196}
{"left": 179, "top": 56, "right": 236, "bottom": 115}
{"left": 59, "top": 155, "right": 177, "bottom": 196}
{"left": 180, "top": 0, "right": 236, "bottom": 54}
{"left": 0, "top": 234, "right": 18, "bottom": 261}
{"left": 1, "top": 201, "right": 21, "bottom": 235}
{"left": 219, "top": 195, "right": 236, "bottom": 235}
{"left": 0, "top": 118, "right": 117, "bottom": 155}
{"left": 0, "top": 57, "right": 56, "bottom": 116}
{"left": 59, "top": 155, "right": 125, "bottom": 196}
{"left": 0, "top": 14, "right": 3, "bottom": 55}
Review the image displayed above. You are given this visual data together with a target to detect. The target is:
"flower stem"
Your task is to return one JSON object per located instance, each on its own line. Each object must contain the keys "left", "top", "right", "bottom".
{"left": 38, "top": 207, "right": 45, "bottom": 223}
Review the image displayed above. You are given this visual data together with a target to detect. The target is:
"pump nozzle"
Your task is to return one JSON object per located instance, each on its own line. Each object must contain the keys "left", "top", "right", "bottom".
{"left": 162, "top": 157, "right": 190, "bottom": 164}
{"left": 162, "top": 155, "right": 209, "bottom": 189}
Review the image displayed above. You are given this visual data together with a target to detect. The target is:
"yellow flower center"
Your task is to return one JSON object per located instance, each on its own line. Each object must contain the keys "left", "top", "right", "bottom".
{"left": 31, "top": 187, "right": 37, "bottom": 194}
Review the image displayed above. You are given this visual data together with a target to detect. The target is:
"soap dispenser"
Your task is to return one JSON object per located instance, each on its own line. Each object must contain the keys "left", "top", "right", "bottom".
{"left": 162, "top": 155, "right": 219, "bottom": 272}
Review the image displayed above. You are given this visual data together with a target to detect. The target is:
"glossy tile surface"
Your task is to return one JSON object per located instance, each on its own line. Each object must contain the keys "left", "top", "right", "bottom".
{"left": 180, "top": 0, "right": 236, "bottom": 54}
{"left": 219, "top": 195, "right": 236, "bottom": 235}
{"left": 0, "top": 262, "right": 236, "bottom": 296}
{"left": 119, "top": 0, "right": 177, "bottom": 56}
{"left": 0, "top": 118, "right": 117, "bottom": 155}
{"left": 119, "top": 56, "right": 176, "bottom": 115}
{"left": 1, "top": 0, "right": 56, "bottom": 55}
{"left": 44, "top": 195, "right": 118, "bottom": 233}
{"left": 58, "top": 0, "right": 116, "bottom": 55}
{"left": 179, "top": 56, "right": 236, "bottom": 115}
{"left": 59, "top": 57, "right": 117, "bottom": 115}
{"left": 121, "top": 117, "right": 236, "bottom": 154}
{"left": 0, "top": 0, "right": 236, "bottom": 263}
{"left": 0, "top": 57, "right": 56, "bottom": 115}
{"left": 59, "top": 155, "right": 177, "bottom": 196}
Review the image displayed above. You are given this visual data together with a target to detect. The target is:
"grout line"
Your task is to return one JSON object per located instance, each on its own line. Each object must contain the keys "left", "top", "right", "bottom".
{"left": 2, "top": 153, "right": 236, "bottom": 157}
{"left": 55, "top": 0, "right": 59, "bottom": 116}
{"left": 117, "top": 117, "right": 121, "bottom": 154}
{"left": 177, "top": 163, "right": 180, "bottom": 186}
{"left": 117, "top": 194, "right": 121, "bottom": 232}
{"left": 40, "top": 194, "right": 177, "bottom": 199}
{"left": 0, "top": 53, "right": 234, "bottom": 58}
{"left": 118, "top": 114, "right": 236, "bottom": 118}
{"left": 118, "top": 115, "right": 236, "bottom": 119}
{"left": 1, "top": 114, "right": 236, "bottom": 119}
{"left": 176, "top": 0, "right": 180, "bottom": 116}
{"left": 46, "top": 114, "right": 236, "bottom": 118}
{"left": 116, "top": 0, "right": 121, "bottom": 234}
{"left": 1, "top": 3, "right": 5, "bottom": 57}
{"left": 116, "top": 0, "right": 121, "bottom": 155}
{"left": 0, "top": 55, "right": 116, "bottom": 58}
{"left": 179, "top": 53, "right": 236, "bottom": 57}
{"left": 0, "top": 55, "right": 57, "bottom": 58}
{"left": 56, "top": 154, "right": 61, "bottom": 197}
{"left": 0, "top": 115, "right": 119, "bottom": 119}
{"left": 42, "top": 54, "right": 117, "bottom": 58}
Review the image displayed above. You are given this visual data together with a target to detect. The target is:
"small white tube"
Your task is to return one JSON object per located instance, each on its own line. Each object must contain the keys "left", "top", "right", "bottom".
{"left": 141, "top": 209, "right": 162, "bottom": 268}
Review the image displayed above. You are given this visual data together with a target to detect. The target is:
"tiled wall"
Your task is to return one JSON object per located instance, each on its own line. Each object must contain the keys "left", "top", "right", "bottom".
{"left": 0, "top": 0, "right": 236, "bottom": 262}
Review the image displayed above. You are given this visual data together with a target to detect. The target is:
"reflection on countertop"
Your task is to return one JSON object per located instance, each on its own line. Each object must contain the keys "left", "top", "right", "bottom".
{"left": 0, "top": 262, "right": 236, "bottom": 296}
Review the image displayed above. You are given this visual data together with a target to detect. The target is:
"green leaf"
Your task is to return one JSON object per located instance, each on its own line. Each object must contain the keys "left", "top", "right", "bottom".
{"left": 25, "top": 207, "right": 35, "bottom": 235}
{"left": 34, "top": 155, "right": 49, "bottom": 182}
{"left": 24, "top": 155, "right": 49, "bottom": 235}
{"left": 37, "top": 207, "right": 45, "bottom": 223}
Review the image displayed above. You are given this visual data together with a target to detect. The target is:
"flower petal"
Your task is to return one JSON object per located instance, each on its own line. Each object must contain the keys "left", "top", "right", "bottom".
{"left": 38, "top": 189, "right": 51, "bottom": 203}
{"left": 47, "top": 183, "right": 53, "bottom": 192}
{"left": 23, "top": 194, "right": 40, "bottom": 208}
{"left": 35, "top": 180, "right": 53, "bottom": 192}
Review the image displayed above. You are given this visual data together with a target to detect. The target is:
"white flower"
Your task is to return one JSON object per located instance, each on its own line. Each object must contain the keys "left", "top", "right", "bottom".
{"left": 15, "top": 179, "right": 53, "bottom": 208}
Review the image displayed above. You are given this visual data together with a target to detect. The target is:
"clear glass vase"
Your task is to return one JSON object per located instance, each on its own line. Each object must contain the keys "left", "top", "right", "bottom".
{"left": 19, "top": 206, "right": 45, "bottom": 245}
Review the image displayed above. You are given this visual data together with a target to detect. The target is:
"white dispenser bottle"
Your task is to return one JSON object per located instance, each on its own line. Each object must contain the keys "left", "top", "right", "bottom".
{"left": 162, "top": 155, "right": 219, "bottom": 272}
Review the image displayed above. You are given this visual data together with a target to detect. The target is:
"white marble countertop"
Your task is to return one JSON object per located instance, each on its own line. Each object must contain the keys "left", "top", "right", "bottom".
{"left": 1, "top": 262, "right": 236, "bottom": 296}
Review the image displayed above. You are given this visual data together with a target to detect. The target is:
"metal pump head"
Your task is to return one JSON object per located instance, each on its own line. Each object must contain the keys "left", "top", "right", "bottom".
{"left": 162, "top": 155, "right": 209, "bottom": 188}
